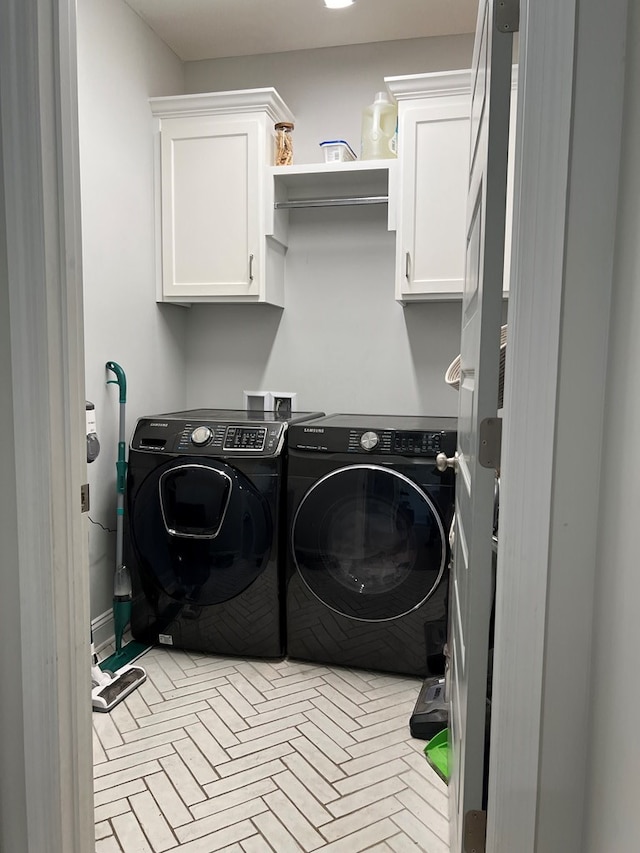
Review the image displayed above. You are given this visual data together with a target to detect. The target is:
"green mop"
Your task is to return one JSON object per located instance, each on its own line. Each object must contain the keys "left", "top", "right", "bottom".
{"left": 93, "top": 362, "right": 148, "bottom": 710}
{"left": 424, "top": 727, "right": 450, "bottom": 784}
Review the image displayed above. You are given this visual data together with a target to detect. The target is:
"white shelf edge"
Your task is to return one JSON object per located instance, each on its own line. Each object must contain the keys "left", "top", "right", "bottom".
{"left": 270, "top": 159, "right": 396, "bottom": 179}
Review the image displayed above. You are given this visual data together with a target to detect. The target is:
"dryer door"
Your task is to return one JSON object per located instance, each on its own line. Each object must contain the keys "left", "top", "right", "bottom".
{"left": 291, "top": 464, "right": 446, "bottom": 622}
{"left": 130, "top": 458, "right": 273, "bottom": 605}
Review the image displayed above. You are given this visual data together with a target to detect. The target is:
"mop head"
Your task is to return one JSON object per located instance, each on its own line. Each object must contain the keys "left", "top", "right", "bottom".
{"left": 100, "top": 640, "right": 150, "bottom": 673}
{"left": 424, "top": 727, "right": 450, "bottom": 784}
{"left": 92, "top": 663, "right": 146, "bottom": 713}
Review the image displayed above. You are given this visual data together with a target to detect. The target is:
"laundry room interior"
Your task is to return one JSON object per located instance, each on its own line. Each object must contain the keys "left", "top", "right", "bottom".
{"left": 82, "top": 2, "right": 483, "bottom": 624}
{"left": 7, "top": 0, "right": 640, "bottom": 851}
{"left": 81, "top": 0, "right": 505, "bottom": 850}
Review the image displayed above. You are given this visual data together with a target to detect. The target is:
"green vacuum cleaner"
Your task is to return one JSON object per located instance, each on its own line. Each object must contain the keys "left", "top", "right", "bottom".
{"left": 91, "top": 362, "right": 147, "bottom": 712}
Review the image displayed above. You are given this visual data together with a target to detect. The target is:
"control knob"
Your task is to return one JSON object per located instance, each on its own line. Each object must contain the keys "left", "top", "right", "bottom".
{"left": 360, "top": 431, "right": 379, "bottom": 451}
{"left": 190, "top": 425, "right": 213, "bottom": 447}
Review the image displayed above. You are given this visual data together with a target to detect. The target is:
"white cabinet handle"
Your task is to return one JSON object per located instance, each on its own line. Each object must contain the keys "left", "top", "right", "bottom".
{"left": 405, "top": 251, "right": 411, "bottom": 281}
{"left": 249, "top": 254, "right": 254, "bottom": 282}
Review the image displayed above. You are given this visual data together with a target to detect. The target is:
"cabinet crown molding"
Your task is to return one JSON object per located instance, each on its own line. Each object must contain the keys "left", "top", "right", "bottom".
{"left": 386, "top": 69, "right": 472, "bottom": 101}
{"left": 386, "top": 67, "right": 517, "bottom": 101}
{"left": 150, "top": 87, "right": 294, "bottom": 124}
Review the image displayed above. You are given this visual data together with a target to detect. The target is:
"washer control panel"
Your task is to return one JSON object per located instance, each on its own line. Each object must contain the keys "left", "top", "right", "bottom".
{"left": 223, "top": 426, "right": 268, "bottom": 451}
{"left": 132, "top": 418, "right": 284, "bottom": 457}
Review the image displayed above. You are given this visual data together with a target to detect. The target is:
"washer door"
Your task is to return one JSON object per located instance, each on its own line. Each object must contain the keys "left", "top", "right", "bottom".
{"left": 291, "top": 464, "right": 446, "bottom": 622}
{"left": 130, "top": 458, "right": 272, "bottom": 605}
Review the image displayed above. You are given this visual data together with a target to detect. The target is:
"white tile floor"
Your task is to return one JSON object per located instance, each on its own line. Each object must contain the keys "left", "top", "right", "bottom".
{"left": 93, "top": 646, "right": 449, "bottom": 852}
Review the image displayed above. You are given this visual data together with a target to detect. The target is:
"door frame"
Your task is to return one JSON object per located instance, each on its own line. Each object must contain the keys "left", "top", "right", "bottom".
{"left": 488, "top": 0, "right": 628, "bottom": 850}
{"left": 0, "top": 0, "right": 93, "bottom": 851}
{"left": 0, "top": 0, "right": 629, "bottom": 850}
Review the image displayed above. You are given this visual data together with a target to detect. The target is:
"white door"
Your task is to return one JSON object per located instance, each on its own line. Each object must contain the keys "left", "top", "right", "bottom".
{"left": 447, "top": 1, "right": 514, "bottom": 849}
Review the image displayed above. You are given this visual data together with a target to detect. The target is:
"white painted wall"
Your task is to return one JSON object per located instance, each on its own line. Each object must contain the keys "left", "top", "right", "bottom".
{"left": 183, "top": 38, "right": 473, "bottom": 414}
{"left": 77, "top": 0, "right": 187, "bottom": 623}
{"left": 584, "top": 1, "right": 640, "bottom": 850}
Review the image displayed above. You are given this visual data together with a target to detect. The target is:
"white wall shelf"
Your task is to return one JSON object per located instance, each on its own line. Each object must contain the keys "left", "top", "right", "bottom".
{"left": 271, "top": 159, "right": 394, "bottom": 199}
{"left": 268, "top": 160, "right": 397, "bottom": 235}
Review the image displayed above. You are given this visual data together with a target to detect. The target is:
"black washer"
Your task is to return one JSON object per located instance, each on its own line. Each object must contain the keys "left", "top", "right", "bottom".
{"left": 125, "top": 407, "right": 322, "bottom": 658}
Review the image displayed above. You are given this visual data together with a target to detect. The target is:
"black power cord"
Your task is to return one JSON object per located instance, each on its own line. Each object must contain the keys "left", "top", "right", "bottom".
{"left": 88, "top": 516, "right": 116, "bottom": 534}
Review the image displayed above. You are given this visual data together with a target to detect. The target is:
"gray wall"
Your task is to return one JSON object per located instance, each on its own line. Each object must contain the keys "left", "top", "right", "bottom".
{"left": 183, "top": 38, "right": 473, "bottom": 415}
{"left": 185, "top": 35, "right": 475, "bottom": 163}
{"left": 585, "top": 1, "right": 640, "bottom": 849}
{"left": 0, "top": 103, "right": 28, "bottom": 853}
{"left": 77, "top": 0, "right": 187, "bottom": 624}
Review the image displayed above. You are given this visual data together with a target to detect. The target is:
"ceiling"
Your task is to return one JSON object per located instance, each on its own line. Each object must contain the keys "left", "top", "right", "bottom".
{"left": 123, "top": 0, "right": 479, "bottom": 62}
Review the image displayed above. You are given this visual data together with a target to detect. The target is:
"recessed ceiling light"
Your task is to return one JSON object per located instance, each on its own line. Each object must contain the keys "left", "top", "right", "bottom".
{"left": 324, "top": 0, "right": 355, "bottom": 9}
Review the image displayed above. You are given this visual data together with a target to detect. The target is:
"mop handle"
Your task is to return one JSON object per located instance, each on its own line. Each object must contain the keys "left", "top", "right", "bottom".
{"left": 106, "top": 362, "right": 127, "bottom": 495}
{"left": 106, "top": 361, "right": 127, "bottom": 404}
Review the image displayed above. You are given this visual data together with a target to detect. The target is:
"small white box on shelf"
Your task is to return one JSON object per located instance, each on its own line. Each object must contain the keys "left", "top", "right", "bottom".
{"left": 319, "top": 140, "right": 357, "bottom": 163}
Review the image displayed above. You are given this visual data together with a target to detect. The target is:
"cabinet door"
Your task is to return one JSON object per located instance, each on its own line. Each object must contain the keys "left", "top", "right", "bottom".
{"left": 160, "top": 117, "right": 261, "bottom": 300}
{"left": 396, "top": 100, "right": 470, "bottom": 302}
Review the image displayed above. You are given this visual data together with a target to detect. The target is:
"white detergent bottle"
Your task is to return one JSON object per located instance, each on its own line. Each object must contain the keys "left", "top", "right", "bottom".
{"left": 361, "top": 91, "right": 397, "bottom": 160}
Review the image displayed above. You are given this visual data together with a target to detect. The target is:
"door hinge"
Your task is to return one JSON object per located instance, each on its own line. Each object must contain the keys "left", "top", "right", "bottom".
{"left": 495, "top": 0, "right": 520, "bottom": 33}
{"left": 464, "top": 809, "right": 487, "bottom": 852}
{"left": 81, "top": 483, "right": 90, "bottom": 513}
{"left": 479, "top": 417, "right": 502, "bottom": 471}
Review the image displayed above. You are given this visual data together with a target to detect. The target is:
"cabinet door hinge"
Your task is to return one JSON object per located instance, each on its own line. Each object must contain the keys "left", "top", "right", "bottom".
{"left": 81, "top": 483, "right": 90, "bottom": 513}
{"left": 495, "top": 0, "right": 520, "bottom": 33}
{"left": 479, "top": 416, "right": 502, "bottom": 472}
{"left": 463, "top": 809, "right": 487, "bottom": 852}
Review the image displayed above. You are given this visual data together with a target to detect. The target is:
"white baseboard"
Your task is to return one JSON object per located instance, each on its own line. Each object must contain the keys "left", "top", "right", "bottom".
{"left": 90, "top": 608, "right": 114, "bottom": 654}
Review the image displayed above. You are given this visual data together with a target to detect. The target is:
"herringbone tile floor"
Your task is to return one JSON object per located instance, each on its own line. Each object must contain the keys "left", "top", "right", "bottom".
{"left": 93, "top": 647, "right": 449, "bottom": 852}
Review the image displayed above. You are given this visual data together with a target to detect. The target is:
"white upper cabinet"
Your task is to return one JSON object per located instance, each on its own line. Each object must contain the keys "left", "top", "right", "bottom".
{"left": 151, "top": 74, "right": 515, "bottom": 308}
{"left": 387, "top": 69, "right": 517, "bottom": 303}
{"left": 151, "top": 89, "right": 294, "bottom": 306}
{"left": 387, "top": 71, "right": 471, "bottom": 303}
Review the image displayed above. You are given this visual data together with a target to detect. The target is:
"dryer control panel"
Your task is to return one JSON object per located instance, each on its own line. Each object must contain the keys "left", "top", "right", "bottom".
{"left": 289, "top": 414, "right": 457, "bottom": 459}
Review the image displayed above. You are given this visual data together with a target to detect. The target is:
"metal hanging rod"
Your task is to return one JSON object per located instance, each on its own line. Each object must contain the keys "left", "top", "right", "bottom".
{"left": 274, "top": 195, "right": 388, "bottom": 209}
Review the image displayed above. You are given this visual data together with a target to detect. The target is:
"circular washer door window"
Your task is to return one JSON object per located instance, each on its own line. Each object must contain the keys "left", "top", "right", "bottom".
{"left": 130, "top": 459, "right": 272, "bottom": 605}
{"left": 291, "top": 464, "right": 446, "bottom": 622}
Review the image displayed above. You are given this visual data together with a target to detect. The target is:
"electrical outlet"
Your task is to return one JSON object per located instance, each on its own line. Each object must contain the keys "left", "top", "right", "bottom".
{"left": 270, "top": 391, "right": 297, "bottom": 415}
{"left": 243, "top": 390, "right": 273, "bottom": 412}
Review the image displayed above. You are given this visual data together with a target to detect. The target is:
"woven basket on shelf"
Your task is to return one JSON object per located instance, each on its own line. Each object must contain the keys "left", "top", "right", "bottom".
{"left": 445, "top": 324, "right": 508, "bottom": 409}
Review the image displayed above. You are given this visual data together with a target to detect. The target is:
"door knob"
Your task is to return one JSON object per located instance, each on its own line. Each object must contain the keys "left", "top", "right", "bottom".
{"left": 436, "top": 452, "right": 459, "bottom": 472}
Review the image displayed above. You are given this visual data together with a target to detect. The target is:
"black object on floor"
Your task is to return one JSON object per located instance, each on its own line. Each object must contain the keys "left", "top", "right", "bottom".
{"left": 409, "top": 676, "right": 448, "bottom": 740}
